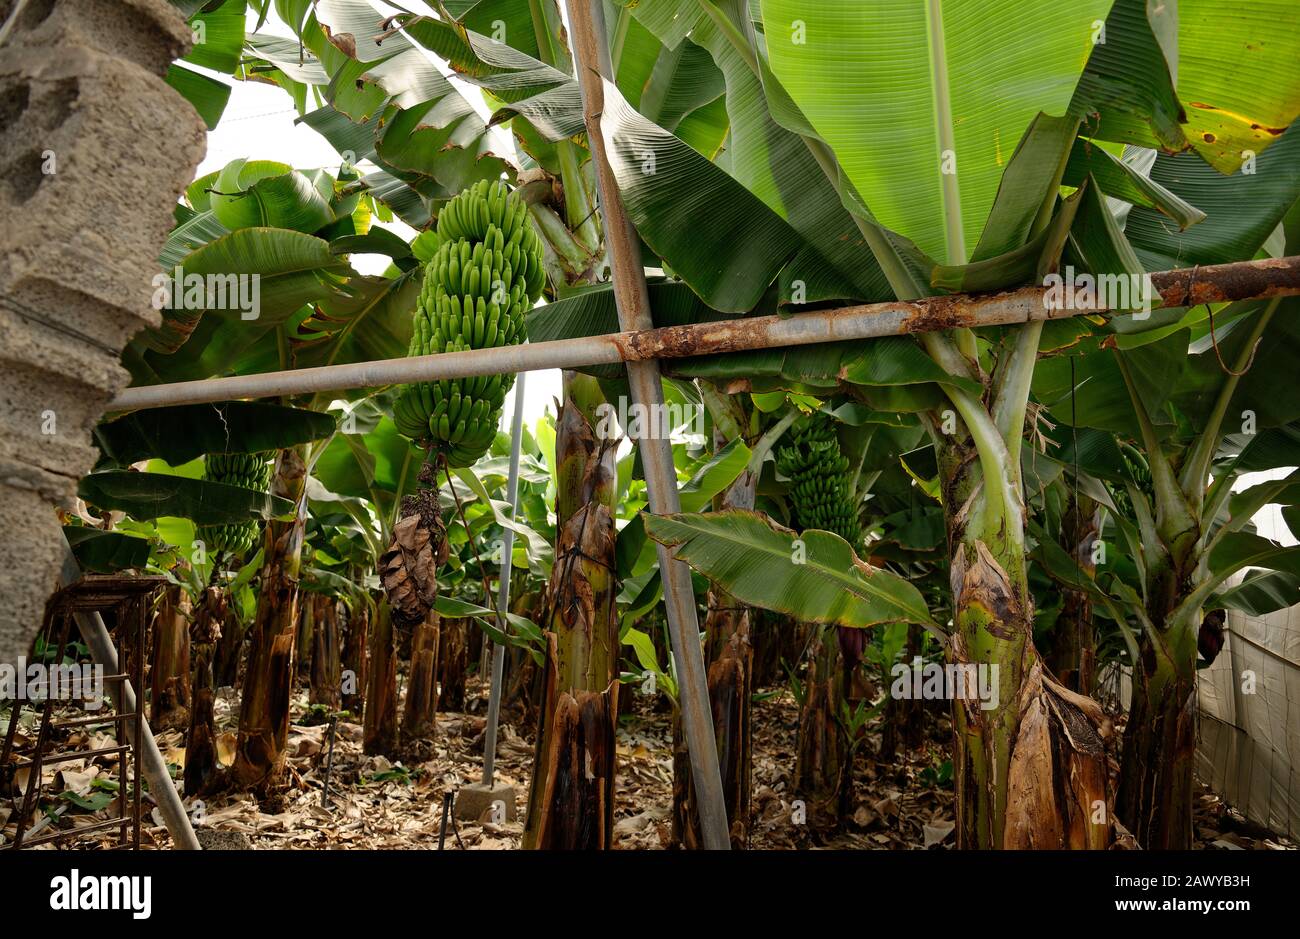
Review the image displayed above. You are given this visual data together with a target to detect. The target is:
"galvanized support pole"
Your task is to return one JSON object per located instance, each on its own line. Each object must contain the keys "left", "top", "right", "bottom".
{"left": 482, "top": 372, "right": 526, "bottom": 786}
{"left": 60, "top": 548, "right": 202, "bottom": 850}
{"left": 104, "top": 256, "right": 1300, "bottom": 413}
{"left": 565, "top": 0, "right": 732, "bottom": 849}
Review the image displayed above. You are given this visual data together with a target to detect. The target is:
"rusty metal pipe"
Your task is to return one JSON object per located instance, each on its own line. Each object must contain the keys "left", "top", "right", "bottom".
{"left": 106, "top": 256, "right": 1300, "bottom": 413}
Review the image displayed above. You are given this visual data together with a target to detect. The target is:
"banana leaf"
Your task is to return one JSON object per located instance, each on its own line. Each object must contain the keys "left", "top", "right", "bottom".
{"left": 643, "top": 509, "right": 938, "bottom": 630}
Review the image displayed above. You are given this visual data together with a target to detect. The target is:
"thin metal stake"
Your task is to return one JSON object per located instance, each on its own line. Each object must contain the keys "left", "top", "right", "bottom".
{"left": 438, "top": 792, "right": 452, "bottom": 849}
{"left": 321, "top": 714, "right": 339, "bottom": 808}
{"left": 565, "top": 0, "right": 731, "bottom": 849}
{"left": 482, "top": 372, "right": 527, "bottom": 787}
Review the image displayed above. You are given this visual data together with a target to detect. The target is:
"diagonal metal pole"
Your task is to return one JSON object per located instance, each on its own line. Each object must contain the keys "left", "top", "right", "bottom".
{"left": 565, "top": 0, "right": 731, "bottom": 849}
{"left": 482, "top": 372, "right": 526, "bottom": 786}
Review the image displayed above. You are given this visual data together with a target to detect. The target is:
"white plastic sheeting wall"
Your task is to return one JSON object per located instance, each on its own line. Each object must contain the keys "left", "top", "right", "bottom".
{"left": 1196, "top": 471, "right": 1300, "bottom": 840}
{"left": 1197, "top": 605, "right": 1300, "bottom": 840}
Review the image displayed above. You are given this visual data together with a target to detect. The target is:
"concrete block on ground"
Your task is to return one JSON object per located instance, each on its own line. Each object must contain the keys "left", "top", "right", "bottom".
{"left": 454, "top": 783, "right": 518, "bottom": 823}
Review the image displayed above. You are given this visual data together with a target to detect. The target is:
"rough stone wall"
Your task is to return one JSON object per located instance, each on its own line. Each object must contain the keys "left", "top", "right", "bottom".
{"left": 0, "top": 0, "right": 206, "bottom": 663}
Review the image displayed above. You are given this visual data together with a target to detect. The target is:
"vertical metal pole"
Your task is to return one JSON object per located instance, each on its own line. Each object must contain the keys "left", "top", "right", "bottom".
{"left": 482, "top": 372, "right": 527, "bottom": 786}
{"left": 564, "top": 0, "right": 731, "bottom": 849}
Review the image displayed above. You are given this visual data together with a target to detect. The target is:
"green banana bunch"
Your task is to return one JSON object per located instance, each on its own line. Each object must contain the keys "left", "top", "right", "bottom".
{"left": 1112, "top": 441, "right": 1154, "bottom": 520}
{"left": 776, "top": 416, "right": 862, "bottom": 548}
{"left": 197, "top": 451, "right": 273, "bottom": 559}
{"left": 393, "top": 179, "right": 545, "bottom": 466}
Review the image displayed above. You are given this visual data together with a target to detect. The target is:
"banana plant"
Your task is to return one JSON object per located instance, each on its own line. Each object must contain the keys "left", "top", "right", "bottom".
{"left": 1035, "top": 300, "right": 1300, "bottom": 849}
{"left": 570, "top": 0, "right": 1104, "bottom": 848}
{"left": 1028, "top": 91, "right": 1300, "bottom": 843}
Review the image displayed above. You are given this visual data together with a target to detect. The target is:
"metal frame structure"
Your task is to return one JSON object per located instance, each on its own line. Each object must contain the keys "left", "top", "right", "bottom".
{"left": 56, "top": 551, "right": 202, "bottom": 850}
{"left": 1, "top": 575, "right": 155, "bottom": 849}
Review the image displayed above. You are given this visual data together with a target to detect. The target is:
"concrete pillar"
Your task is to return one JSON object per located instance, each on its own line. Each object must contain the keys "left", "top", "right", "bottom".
{"left": 0, "top": 0, "right": 207, "bottom": 662}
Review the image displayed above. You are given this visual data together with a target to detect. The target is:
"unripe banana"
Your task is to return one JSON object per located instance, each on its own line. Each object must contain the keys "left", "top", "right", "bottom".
{"left": 776, "top": 416, "right": 862, "bottom": 549}
{"left": 396, "top": 182, "right": 543, "bottom": 465}
{"left": 197, "top": 451, "right": 273, "bottom": 560}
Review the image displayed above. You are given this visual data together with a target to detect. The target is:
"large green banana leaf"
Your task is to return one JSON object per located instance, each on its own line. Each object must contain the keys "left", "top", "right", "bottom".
{"left": 597, "top": 78, "right": 885, "bottom": 310}
{"left": 127, "top": 228, "right": 352, "bottom": 385}
{"left": 643, "top": 509, "right": 938, "bottom": 630}
{"left": 1230, "top": 423, "right": 1300, "bottom": 473}
{"left": 208, "top": 160, "right": 336, "bottom": 233}
{"left": 613, "top": 0, "right": 896, "bottom": 304}
{"left": 95, "top": 402, "right": 336, "bottom": 467}
{"left": 760, "top": 0, "right": 1113, "bottom": 266}
{"left": 1070, "top": 0, "right": 1300, "bottom": 172}
{"left": 165, "top": 0, "right": 244, "bottom": 128}
{"left": 438, "top": 0, "right": 542, "bottom": 60}
{"left": 64, "top": 528, "right": 153, "bottom": 574}
{"left": 1069, "top": 0, "right": 1182, "bottom": 151}
{"left": 1125, "top": 124, "right": 1300, "bottom": 271}
{"left": 293, "top": 269, "right": 420, "bottom": 370}
{"left": 78, "top": 472, "right": 294, "bottom": 526}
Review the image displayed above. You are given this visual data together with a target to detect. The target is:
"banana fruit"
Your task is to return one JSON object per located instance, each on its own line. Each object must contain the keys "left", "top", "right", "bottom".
{"left": 197, "top": 451, "right": 273, "bottom": 559}
{"left": 776, "top": 416, "right": 862, "bottom": 548}
{"left": 394, "top": 180, "right": 545, "bottom": 466}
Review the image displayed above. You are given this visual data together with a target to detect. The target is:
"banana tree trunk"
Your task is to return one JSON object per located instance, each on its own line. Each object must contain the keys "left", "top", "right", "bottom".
{"left": 1048, "top": 493, "right": 1099, "bottom": 693}
{"left": 793, "top": 625, "right": 853, "bottom": 837}
{"left": 230, "top": 448, "right": 308, "bottom": 794}
{"left": 150, "top": 583, "right": 191, "bottom": 730}
{"left": 881, "top": 623, "right": 927, "bottom": 761}
{"left": 296, "top": 595, "right": 315, "bottom": 681}
{"left": 185, "top": 586, "right": 225, "bottom": 795}
{"left": 401, "top": 610, "right": 441, "bottom": 741}
{"left": 1118, "top": 619, "right": 1198, "bottom": 849}
{"left": 438, "top": 616, "right": 468, "bottom": 711}
{"left": 749, "top": 608, "right": 781, "bottom": 689}
{"left": 673, "top": 462, "right": 756, "bottom": 849}
{"left": 523, "top": 373, "right": 619, "bottom": 850}
{"left": 310, "top": 596, "right": 341, "bottom": 710}
{"left": 341, "top": 597, "right": 368, "bottom": 716}
{"left": 364, "top": 597, "right": 399, "bottom": 755}
{"left": 212, "top": 603, "right": 245, "bottom": 689}
{"left": 938, "top": 435, "right": 1111, "bottom": 849}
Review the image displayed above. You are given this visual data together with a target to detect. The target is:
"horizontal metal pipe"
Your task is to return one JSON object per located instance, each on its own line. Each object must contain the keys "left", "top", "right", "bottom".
{"left": 108, "top": 256, "right": 1300, "bottom": 412}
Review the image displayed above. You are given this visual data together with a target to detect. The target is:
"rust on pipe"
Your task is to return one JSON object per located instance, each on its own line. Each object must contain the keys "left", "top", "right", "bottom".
{"left": 107, "top": 256, "right": 1300, "bottom": 412}
{"left": 1148, "top": 255, "right": 1300, "bottom": 307}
